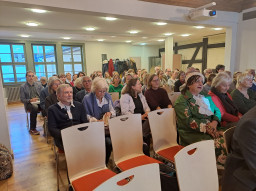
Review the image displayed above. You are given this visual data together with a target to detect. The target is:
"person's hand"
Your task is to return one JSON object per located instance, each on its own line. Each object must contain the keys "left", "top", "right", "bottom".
{"left": 168, "top": 104, "right": 172, "bottom": 108}
{"left": 206, "top": 125, "right": 219, "bottom": 138}
{"left": 141, "top": 113, "right": 148, "bottom": 120}
{"left": 156, "top": 106, "right": 161, "bottom": 110}
{"left": 105, "top": 112, "right": 112, "bottom": 118}
{"left": 30, "top": 98, "right": 38, "bottom": 102}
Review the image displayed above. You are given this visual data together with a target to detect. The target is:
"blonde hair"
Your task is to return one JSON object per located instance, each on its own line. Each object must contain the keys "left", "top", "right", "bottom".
{"left": 91, "top": 77, "right": 109, "bottom": 93}
{"left": 74, "top": 77, "right": 83, "bottom": 87}
{"left": 48, "top": 76, "right": 61, "bottom": 94}
{"left": 211, "top": 72, "right": 232, "bottom": 88}
{"left": 236, "top": 73, "right": 253, "bottom": 88}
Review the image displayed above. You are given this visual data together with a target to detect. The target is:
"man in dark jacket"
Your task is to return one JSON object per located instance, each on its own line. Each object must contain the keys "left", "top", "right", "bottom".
{"left": 222, "top": 106, "right": 256, "bottom": 191}
{"left": 48, "top": 84, "right": 88, "bottom": 150}
{"left": 20, "top": 71, "right": 43, "bottom": 135}
{"left": 75, "top": 76, "right": 92, "bottom": 103}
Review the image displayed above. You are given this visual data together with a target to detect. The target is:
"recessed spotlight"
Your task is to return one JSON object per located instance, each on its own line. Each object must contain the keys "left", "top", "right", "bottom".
{"left": 142, "top": 37, "right": 147, "bottom": 39}
{"left": 129, "top": 30, "right": 139, "bottom": 34}
{"left": 97, "top": 39, "right": 104, "bottom": 42}
{"left": 140, "top": 43, "right": 147, "bottom": 45}
{"left": 213, "top": 28, "right": 223, "bottom": 31}
{"left": 26, "top": 22, "right": 39, "bottom": 27}
{"left": 158, "top": 39, "right": 165, "bottom": 42}
{"left": 20, "top": 34, "right": 30, "bottom": 38}
{"left": 63, "top": 37, "right": 71, "bottom": 40}
{"left": 111, "top": 36, "right": 116, "bottom": 38}
{"left": 125, "top": 40, "right": 132, "bottom": 43}
{"left": 181, "top": 34, "right": 191, "bottom": 37}
{"left": 194, "top": 26, "right": 205, "bottom": 29}
{"left": 85, "top": 27, "right": 96, "bottom": 31}
{"left": 105, "top": 17, "right": 117, "bottom": 21}
{"left": 31, "top": 9, "right": 47, "bottom": 13}
{"left": 164, "top": 33, "right": 173, "bottom": 36}
{"left": 156, "top": 22, "right": 167, "bottom": 26}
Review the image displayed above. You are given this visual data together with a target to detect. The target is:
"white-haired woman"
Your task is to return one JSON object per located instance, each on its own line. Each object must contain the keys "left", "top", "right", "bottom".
{"left": 231, "top": 73, "right": 256, "bottom": 114}
{"left": 73, "top": 77, "right": 83, "bottom": 97}
{"left": 209, "top": 72, "right": 242, "bottom": 127}
{"left": 82, "top": 77, "right": 115, "bottom": 165}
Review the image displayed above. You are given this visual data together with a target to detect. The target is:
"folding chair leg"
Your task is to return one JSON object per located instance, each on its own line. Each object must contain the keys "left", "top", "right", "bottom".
{"left": 26, "top": 112, "right": 30, "bottom": 131}
{"left": 56, "top": 150, "right": 60, "bottom": 191}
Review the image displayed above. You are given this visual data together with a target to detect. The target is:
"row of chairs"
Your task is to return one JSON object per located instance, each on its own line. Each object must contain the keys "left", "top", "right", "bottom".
{"left": 61, "top": 108, "right": 220, "bottom": 191}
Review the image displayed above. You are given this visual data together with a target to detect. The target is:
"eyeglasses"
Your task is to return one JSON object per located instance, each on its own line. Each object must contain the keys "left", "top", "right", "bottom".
{"left": 152, "top": 79, "right": 159, "bottom": 82}
{"left": 83, "top": 80, "right": 92, "bottom": 83}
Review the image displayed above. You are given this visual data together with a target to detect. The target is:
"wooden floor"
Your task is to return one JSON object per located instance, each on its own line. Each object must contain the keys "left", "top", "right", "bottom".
{"left": 0, "top": 103, "right": 69, "bottom": 191}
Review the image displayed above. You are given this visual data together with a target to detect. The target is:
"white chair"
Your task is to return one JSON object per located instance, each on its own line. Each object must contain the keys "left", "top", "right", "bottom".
{"left": 95, "top": 164, "right": 161, "bottom": 191}
{"left": 61, "top": 122, "right": 116, "bottom": 191}
{"left": 168, "top": 92, "right": 181, "bottom": 105}
{"left": 108, "top": 114, "right": 162, "bottom": 171}
{"left": 148, "top": 108, "right": 183, "bottom": 169}
{"left": 223, "top": 126, "right": 236, "bottom": 154}
{"left": 174, "top": 140, "right": 219, "bottom": 191}
{"left": 109, "top": 92, "right": 119, "bottom": 102}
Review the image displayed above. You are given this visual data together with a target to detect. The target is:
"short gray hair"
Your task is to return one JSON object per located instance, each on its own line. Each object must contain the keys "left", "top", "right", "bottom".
{"left": 91, "top": 77, "right": 108, "bottom": 93}
{"left": 74, "top": 77, "right": 83, "bottom": 87}
{"left": 48, "top": 76, "right": 61, "bottom": 94}
{"left": 56, "top": 84, "right": 72, "bottom": 96}
{"left": 211, "top": 72, "right": 232, "bottom": 88}
{"left": 40, "top": 76, "right": 47, "bottom": 82}
{"left": 236, "top": 73, "right": 253, "bottom": 88}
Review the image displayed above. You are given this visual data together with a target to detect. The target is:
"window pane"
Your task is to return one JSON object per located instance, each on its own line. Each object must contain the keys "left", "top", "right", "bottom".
{"left": 34, "top": 53, "right": 44, "bottom": 62}
{"left": 0, "top": 54, "right": 12, "bottom": 62}
{"left": 15, "top": 65, "right": 26, "bottom": 73}
{"left": 72, "top": 47, "right": 81, "bottom": 54}
{"left": 63, "top": 54, "right": 72, "bottom": 62}
{"left": 36, "top": 73, "right": 45, "bottom": 79}
{"left": 16, "top": 73, "right": 26, "bottom": 82}
{"left": 0, "top": 45, "right": 11, "bottom": 53}
{"left": 62, "top": 46, "right": 71, "bottom": 53}
{"left": 47, "top": 73, "right": 55, "bottom": 77}
{"left": 74, "top": 64, "right": 82, "bottom": 72}
{"left": 12, "top": 45, "right": 24, "bottom": 53}
{"left": 2, "top": 65, "right": 14, "bottom": 73}
{"left": 73, "top": 55, "right": 81, "bottom": 62}
{"left": 45, "top": 46, "right": 54, "bottom": 54}
{"left": 45, "top": 54, "right": 55, "bottom": 62}
{"left": 14, "top": 53, "right": 25, "bottom": 62}
{"left": 3, "top": 74, "right": 15, "bottom": 83}
{"left": 33, "top": 45, "right": 43, "bottom": 54}
{"left": 47, "top": 64, "right": 56, "bottom": 73}
{"left": 1, "top": 65, "right": 14, "bottom": 83}
{"left": 35, "top": 64, "right": 45, "bottom": 73}
{"left": 64, "top": 64, "right": 72, "bottom": 72}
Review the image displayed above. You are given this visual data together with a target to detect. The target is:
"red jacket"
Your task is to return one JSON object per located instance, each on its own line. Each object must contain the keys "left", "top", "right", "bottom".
{"left": 108, "top": 59, "right": 114, "bottom": 76}
{"left": 208, "top": 91, "right": 242, "bottom": 125}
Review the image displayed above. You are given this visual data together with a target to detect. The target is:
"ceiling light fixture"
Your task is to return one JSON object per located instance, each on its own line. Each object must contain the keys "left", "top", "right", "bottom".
{"left": 125, "top": 40, "right": 132, "bottom": 43}
{"left": 194, "top": 26, "right": 205, "bottom": 29}
{"left": 85, "top": 27, "right": 96, "bottom": 31}
{"left": 213, "top": 27, "right": 223, "bottom": 30}
{"left": 158, "top": 39, "right": 165, "bottom": 42}
{"left": 105, "top": 17, "right": 117, "bottom": 21}
{"left": 164, "top": 33, "right": 173, "bottom": 36}
{"left": 20, "top": 34, "right": 30, "bottom": 38}
{"left": 63, "top": 37, "right": 71, "bottom": 40}
{"left": 26, "top": 22, "right": 39, "bottom": 27}
{"left": 97, "top": 39, "right": 104, "bottom": 42}
{"left": 31, "top": 9, "right": 47, "bottom": 13}
{"left": 181, "top": 34, "right": 191, "bottom": 37}
{"left": 140, "top": 43, "right": 147, "bottom": 45}
{"left": 156, "top": 22, "right": 167, "bottom": 26}
{"left": 142, "top": 37, "right": 147, "bottom": 39}
{"left": 129, "top": 30, "right": 139, "bottom": 34}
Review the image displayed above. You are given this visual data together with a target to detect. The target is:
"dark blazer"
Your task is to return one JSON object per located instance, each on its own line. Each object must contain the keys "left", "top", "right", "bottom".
{"left": 75, "top": 90, "right": 90, "bottom": 103}
{"left": 222, "top": 106, "right": 256, "bottom": 191}
{"left": 45, "top": 93, "right": 58, "bottom": 115}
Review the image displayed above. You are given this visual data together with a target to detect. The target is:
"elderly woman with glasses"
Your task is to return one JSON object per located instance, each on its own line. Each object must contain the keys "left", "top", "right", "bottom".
{"left": 144, "top": 74, "right": 172, "bottom": 111}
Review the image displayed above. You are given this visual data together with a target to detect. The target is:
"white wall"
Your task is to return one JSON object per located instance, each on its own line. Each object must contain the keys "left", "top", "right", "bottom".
{"left": 85, "top": 42, "right": 160, "bottom": 74}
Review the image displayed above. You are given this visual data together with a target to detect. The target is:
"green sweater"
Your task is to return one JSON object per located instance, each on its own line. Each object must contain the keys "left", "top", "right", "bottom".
{"left": 231, "top": 88, "right": 256, "bottom": 114}
{"left": 174, "top": 90, "right": 222, "bottom": 146}
{"left": 109, "top": 84, "right": 123, "bottom": 98}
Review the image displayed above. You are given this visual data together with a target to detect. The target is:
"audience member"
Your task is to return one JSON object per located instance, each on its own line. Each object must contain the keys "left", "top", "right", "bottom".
{"left": 203, "top": 68, "right": 213, "bottom": 83}
{"left": 65, "top": 72, "right": 72, "bottom": 85}
{"left": 145, "top": 74, "right": 172, "bottom": 111}
{"left": 33, "top": 75, "right": 38, "bottom": 82}
{"left": 215, "top": 64, "right": 225, "bottom": 73}
{"left": 104, "top": 72, "right": 111, "bottom": 85}
{"left": 222, "top": 105, "right": 256, "bottom": 191}
{"left": 58, "top": 73, "right": 67, "bottom": 84}
{"left": 247, "top": 69, "right": 256, "bottom": 91}
{"left": 40, "top": 77, "right": 47, "bottom": 88}
{"left": 71, "top": 74, "right": 77, "bottom": 86}
{"left": 108, "top": 74, "right": 123, "bottom": 98}
{"left": 20, "top": 71, "right": 43, "bottom": 135}
{"left": 48, "top": 84, "right": 87, "bottom": 151}
{"left": 174, "top": 72, "right": 227, "bottom": 167}
{"left": 165, "top": 68, "right": 172, "bottom": 79}
{"left": 39, "top": 84, "right": 49, "bottom": 117}
{"left": 142, "top": 73, "right": 150, "bottom": 95}
{"left": 77, "top": 71, "right": 85, "bottom": 77}
{"left": 72, "top": 77, "right": 83, "bottom": 98}
{"left": 174, "top": 71, "right": 185, "bottom": 92}
{"left": 75, "top": 76, "right": 92, "bottom": 103}
{"left": 202, "top": 73, "right": 216, "bottom": 94}
{"left": 228, "top": 71, "right": 242, "bottom": 94}
{"left": 157, "top": 69, "right": 168, "bottom": 86}
{"left": 168, "top": 70, "right": 179, "bottom": 92}
{"left": 154, "top": 66, "right": 160, "bottom": 74}
{"left": 231, "top": 73, "right": 256, "bottom": 114}
{"left": 209, "top": 72, "right": 242, "bottom": 127}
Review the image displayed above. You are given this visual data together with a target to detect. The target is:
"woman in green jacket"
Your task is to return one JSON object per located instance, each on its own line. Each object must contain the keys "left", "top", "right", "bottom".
{"left": 174, "top": 72, "right": 228, "bottom": 167}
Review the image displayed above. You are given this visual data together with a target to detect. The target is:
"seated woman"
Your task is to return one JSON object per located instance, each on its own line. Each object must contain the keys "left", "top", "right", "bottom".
{"left": 120, "top": 78, "right": 151, "bottom": 154}
{"left": 174, "top": 72, "right": 227, "bottom": 167}
{"left": 72, "top": 77, "right": 83, "bottom": 98}
{"left": 174, "top": 71, "right": 185, "bottom": 92}
{"left": 108, "top": 74, "right": 123, "bottom": 98}
{"left": 82, "top": 77, "right": 115, "bottom": 165}
{"left": 208, "top": 72, "right": 242, "bottom": 127}
{"left": 231, "top": 73, "right": 256, "bottom": 114}
{"left": 145, "top": 74, "right": 172, "bottom": 111}
{"left": 157, "top": 69, "right": 167, "bottom": 87}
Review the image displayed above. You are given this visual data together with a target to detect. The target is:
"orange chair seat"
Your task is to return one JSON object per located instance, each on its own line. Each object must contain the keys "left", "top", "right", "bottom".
{"left": 72, "top": 169, "right": 116, "bottom": 191}
{"left": 117, "top": 155, "right": 162, "bottom": 171}
{"left": 157, "top": 145, "right": 184, "bottom": 162}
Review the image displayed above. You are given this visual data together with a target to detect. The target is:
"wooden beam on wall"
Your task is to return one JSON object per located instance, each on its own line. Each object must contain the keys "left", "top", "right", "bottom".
{"left": 202, "top": 38, "right": 208, "bottom": 71}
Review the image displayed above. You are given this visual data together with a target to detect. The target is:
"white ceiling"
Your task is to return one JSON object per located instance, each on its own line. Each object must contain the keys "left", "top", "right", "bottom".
{"left": 0, "top": 3, "right": 226, "bottom": 45}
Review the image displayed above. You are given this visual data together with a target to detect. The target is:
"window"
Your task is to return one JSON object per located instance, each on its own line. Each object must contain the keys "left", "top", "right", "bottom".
{"left": 62, "top": 46, "right": 83, "bottom": 75}
{"left": 0, "top": 44, "right": 27, "bottom": 83}
{"left": 32, "top": 45, "right": 57, "bottom": 79}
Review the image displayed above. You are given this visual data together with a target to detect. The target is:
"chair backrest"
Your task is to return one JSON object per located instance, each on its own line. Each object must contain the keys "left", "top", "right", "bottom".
{"left": 174, "top": 140, "right": 219, "bottom": 191}
{"left": 61, "top": 122, "right": 106, "bottom": 182}
{"left": 168, "top": 92, "right": 181, "bottom": 105}
{"left": 109, "top": 92, "right": 119, "bottom": 102}
{"left": 223, "top": 126, "right": 236, "bottom": 154}
{"left": 95, "top": 164, "right": 161, "bottom": 191}
{"left": 148, "top": 108, "right": 178, "bottom": 152}
{"left": 108, "top": 114, "right": 144, "bottom": 164}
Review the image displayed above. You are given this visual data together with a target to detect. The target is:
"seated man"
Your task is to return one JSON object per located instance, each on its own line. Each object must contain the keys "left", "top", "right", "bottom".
{"left": 48, "top": 84, "right": 88, "bottom": 151}
{"left": 222, "top": 105, "right": 256, "bottom": 191}
{"left": 75, "top": 76, "right": 92, "bottom": 103}
{"left": 20, "top": 71, "right": 43, "bottom": 135}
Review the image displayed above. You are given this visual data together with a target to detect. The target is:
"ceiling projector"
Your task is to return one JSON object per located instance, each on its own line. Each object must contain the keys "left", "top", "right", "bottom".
{"left": 188, "top": 2, "right": 217, "bottom": 21}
